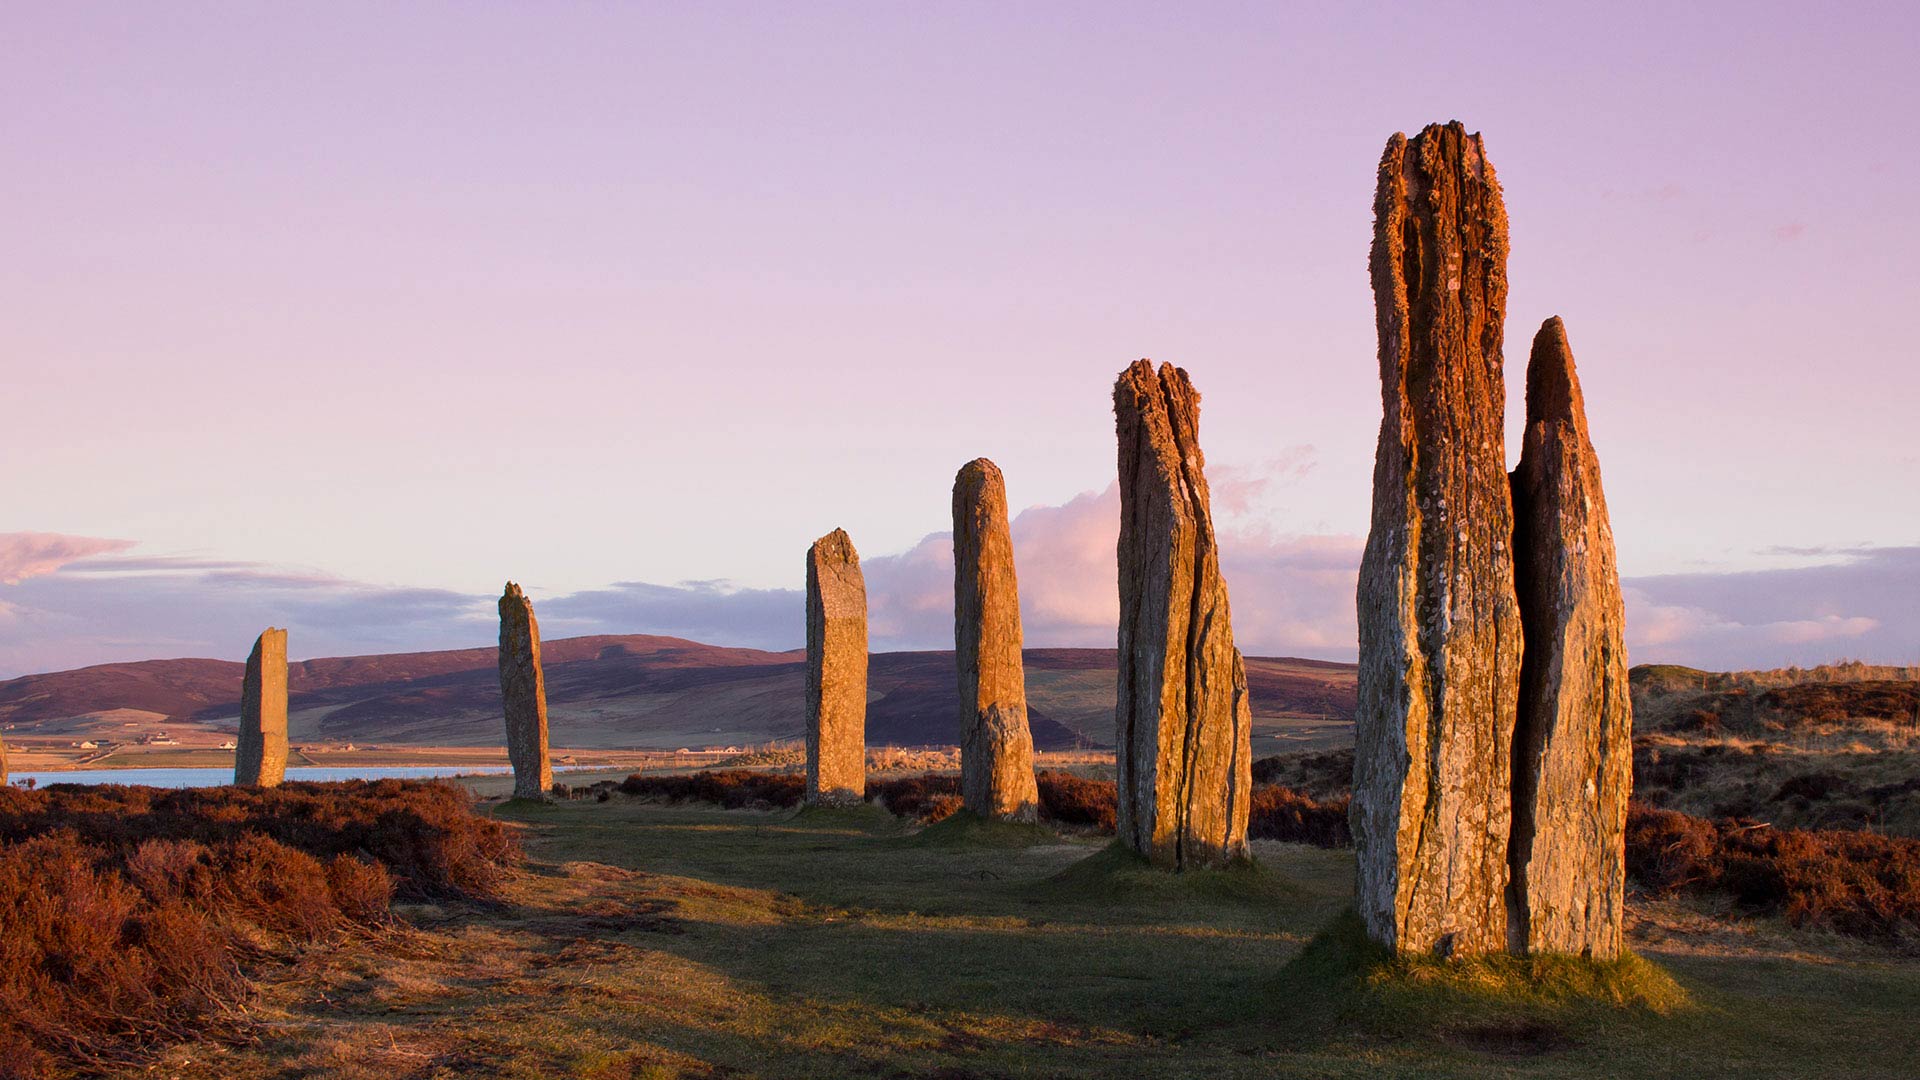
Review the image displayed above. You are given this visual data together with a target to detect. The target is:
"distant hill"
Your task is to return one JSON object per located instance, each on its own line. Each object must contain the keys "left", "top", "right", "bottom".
{"left": 0, "top": 635, "right": 1357, "bottom": 750}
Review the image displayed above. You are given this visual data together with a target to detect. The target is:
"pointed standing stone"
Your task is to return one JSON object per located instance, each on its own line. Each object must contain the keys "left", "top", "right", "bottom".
{"left": 234, "top": 628, "right": 289, "bottom": 787}
{"left": 1508, "top": 317, "right": 1632, "bottom": 958}
{"left": 952, "top": 458, "right": 1040, "bottom": 823}
{"left": 498, "top": 582, "right": 552, "bottom": 800}
{"left": 806, "top": 529, "right": 867, "bottom": 806}
{"left": 1113, "top": 360, "right": 1252, "bottom": 869}
{"left": 1354, "top": 122, "right": 1521, "bottom": 956}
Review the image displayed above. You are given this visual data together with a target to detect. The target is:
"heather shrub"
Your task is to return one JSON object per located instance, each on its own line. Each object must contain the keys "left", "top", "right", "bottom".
{"left": 1626, "top": 804, "right": 1920, "bottom": 939}
{"left": 867, "top": 773, "right": 962, "bottom": 821}
{"left": 618, "top": 770, "right": 805, "bottom": 809}
{"left": 0, "top": 780, "right": 519, "bottom": 1077}
{"left": 1034, "top": 770, "right": 1117, "bottom": 831}
{"left": 1249, "top": 786, "right": 1352, "bottom": 847}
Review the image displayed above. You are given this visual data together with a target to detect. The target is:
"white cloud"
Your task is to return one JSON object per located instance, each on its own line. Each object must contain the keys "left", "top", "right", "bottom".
{"left": 0, "top": 532, "right": 136, "bottom": 585}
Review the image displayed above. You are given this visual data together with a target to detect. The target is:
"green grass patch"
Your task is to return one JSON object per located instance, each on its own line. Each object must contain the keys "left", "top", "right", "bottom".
{"left": 883, "top": 810, "right": 1062, "bottom": 849}
{"left": 1032, "top": 840, "right": 1300, "bottom": 907}
{"left": 1271, "top": 909, "right": 1692, "bottom": 1055}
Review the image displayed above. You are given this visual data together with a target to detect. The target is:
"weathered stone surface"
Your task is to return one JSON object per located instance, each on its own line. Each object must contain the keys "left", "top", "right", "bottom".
{"left": 234, "top": 628, "right": 289, "bottom": 787}
{"left": 1113, "top": 360, "right": 1252, "bottom": 869}
{"left": 1353, "top": 122, "right": 1521, "bottom": 956}
{"left": 953, "top": 458, "right": 1041, "bottom": 823}
{"left": 1507, "top": 317, "right": 1632, "bottom": 958}
{"left": 498, "top": 582, "right": 553, "bottom": 801}
{"left": 806, "top": 529, "right": 867, "bottom": 806}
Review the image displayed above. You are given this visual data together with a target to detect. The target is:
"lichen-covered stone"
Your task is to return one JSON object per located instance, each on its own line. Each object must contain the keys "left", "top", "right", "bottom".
{"left": 1113, "top": 360, "right": 1251, "bottom": 869}
{"left": 1354, "top": 122, "right": 1521, "bottom": 956}
{"left": 498, "top": 582, "right": 553, "bottom": 800}
{"left": 234, "top": 628, "right": 289, "bottom": 787}
{"left": 953, "top": 458, "right": 1040, "bottom": 823}
{"left": 806, "top": 529, "right": 867, "bottom": 806}
{"left": 1508, "top": 317, "right": 1632, "bottom": 958}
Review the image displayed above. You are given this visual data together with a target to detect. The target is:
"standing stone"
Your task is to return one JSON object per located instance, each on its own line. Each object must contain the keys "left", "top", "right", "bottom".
{"left": 498, "top": 582, "right": 553, "bottom": 801}
{"left": 952, "top": 458, "right": 1041, "bottom": 823}
{"left": 806, "top": 529, "right": 867, "bottom": 806}
{"left": 1353, "top": 122, "right": 1521, "bottom": 956}
{"left": 234, "top": 628, "right": 289, "bottom": 787}
{"left": 1113, "top": 360, "right": 1252, "bottom": 869}
{"left": 1508, "top": 317, "right": 1632, "bottom": 958}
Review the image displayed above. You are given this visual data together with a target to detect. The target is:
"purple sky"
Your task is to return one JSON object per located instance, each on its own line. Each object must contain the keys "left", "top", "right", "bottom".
{"left": 3, "top": 3, "right": 1916, "bottom": 677}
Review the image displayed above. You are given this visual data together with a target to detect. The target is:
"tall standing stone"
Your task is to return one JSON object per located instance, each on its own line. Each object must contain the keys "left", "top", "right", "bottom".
{"left": 234, "top": 628, "right": 289, "bottom": 787}
{"left": 806, "top": 529, "right": 867, "bottom": 806}
{"left": 1353, "top": 122, "right": 1522, "bottom": 956}
{"left": 952, "top": 458, "right": 1041, "bottom": 822}
{"left": 498, "top": 582, "right": 552, "bottom": 800}
{"left": 1113, "top": 360, "right": 1252, "bottom": 869}
{"left": 1508, "top": 317, "right": 1632, "bottom": 958}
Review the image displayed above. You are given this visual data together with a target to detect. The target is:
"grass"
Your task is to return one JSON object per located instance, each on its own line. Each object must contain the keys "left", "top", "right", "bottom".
{"left": 114, "top": 796, "right": 1920, "bottom": 1079}
{"left": 1269, "top": 911, "right": 1690, "bottom": 1054}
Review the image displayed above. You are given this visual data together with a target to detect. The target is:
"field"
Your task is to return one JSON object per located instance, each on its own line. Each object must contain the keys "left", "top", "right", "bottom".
{"left": 114, "top": 795, "right": 1919, "bottom": 1080}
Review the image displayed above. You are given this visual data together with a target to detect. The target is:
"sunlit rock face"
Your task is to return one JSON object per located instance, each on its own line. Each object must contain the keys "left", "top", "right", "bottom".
{"left": 1353, "top": 122, "right": 1521, "bottom": 957}
{"left": 1508, "top": 317, "right": 1633, "bottom": 959}
{"left": 1112, "top": 359, "right": 1251, "bottom": 870}
{"left": 235, "top": 627, "right": 289, "bottom": 788}
{"left": 806, "top": 529, "right": 867, "bottom": 806}
{"left": 953, "top": 458, "right": 1041, "bottom": 823}
{"left": 498, "top": 583, "right": 553, "bottom": 801}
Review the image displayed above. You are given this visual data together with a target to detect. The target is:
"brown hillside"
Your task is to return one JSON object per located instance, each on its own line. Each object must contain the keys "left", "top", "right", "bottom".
{"left": 0, "top": 638, "right": 1357, "bottom": 751}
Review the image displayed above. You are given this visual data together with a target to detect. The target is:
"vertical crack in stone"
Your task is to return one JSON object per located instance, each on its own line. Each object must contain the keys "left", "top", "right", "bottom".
{"left": 806, "top": 529, "right": 868, "bottom": 806}
{"left": 235, "top": 627, "right": 289, "bottom": 787}
{"left": 1113, "top": 360, "right": 1251, "bottom": 869}
{"left": 1355, "top": 121, "right": 1519, "bottom": 955}
{"left": 498, "top": 583, "right": 552, "bottom": 801}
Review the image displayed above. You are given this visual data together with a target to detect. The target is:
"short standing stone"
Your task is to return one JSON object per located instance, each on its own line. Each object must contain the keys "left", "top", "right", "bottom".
{"left": 234, "top": 628, "right": 289, "bottom": 787}
{"left": 806, "top": 529, "right": 867, "bottom": 806}
{"left": 498, "top": 582, "right": 553, "bottom": 800}
{"left": 953, "top": 458, "right": 1040, "bottom": 822}
{"left": 1508, "top": 317, "right": 1632, "bottom": 958}
{"left": 1113, "top": 360, "right": 1252, "bottom": 869}
{"left": 1353, "top": 122, "right": 1521, "bottom": 956}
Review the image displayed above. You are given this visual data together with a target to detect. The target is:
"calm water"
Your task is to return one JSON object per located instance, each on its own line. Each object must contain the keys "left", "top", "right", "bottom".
{"left": 8, "top": 765, "right": 574, "bottom": 789}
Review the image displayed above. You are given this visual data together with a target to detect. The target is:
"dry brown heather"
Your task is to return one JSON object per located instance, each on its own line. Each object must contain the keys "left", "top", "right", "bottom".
{"left": 805, "top": 528, "right": 868, "bottom": 805}
{"left": 1112, "top": 360, "right": 1252, "bottom": 870}
{"left": 233, "top": 627, "right": 289, "bottom": 787}
{"left": 951, "top": 458, "right": 1041, "bottom": 823}
{"left": 1508, "top": 317, "right": 1634, "bottom": 959}
{"left": 1355, "top": 121, "right": 1520, "bottom": 956}
{"left": 0, "top": 780, "right": 518, "bottom": 1079}
{"left": 498, "top": 582, "right": 553, "bottom": 800}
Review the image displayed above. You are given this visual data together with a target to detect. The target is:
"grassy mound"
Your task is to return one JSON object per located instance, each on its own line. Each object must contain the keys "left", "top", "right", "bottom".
{"left": 886, "top": 810, "right": 1061, "bottom": 849}
{"left": 1271, "top": 910, "right": 1691, "bottom": 1054}
{"left": 1031, "top": 841, "right": 1297, "bottom": 906}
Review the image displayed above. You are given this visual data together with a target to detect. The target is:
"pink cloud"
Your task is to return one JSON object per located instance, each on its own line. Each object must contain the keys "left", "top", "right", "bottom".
{"left": 0, "top": 532, "right": 136, "bottom": 585}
